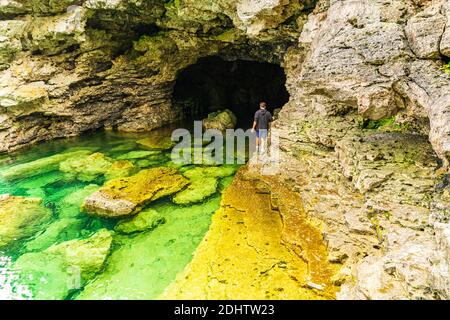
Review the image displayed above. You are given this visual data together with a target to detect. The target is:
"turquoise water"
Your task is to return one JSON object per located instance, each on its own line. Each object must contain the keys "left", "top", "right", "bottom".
{"left": 0, "top": 127, "right": 241, "bottom": 300}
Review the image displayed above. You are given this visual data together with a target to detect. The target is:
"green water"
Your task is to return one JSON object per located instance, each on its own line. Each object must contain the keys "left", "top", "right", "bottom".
{"left": 0, "top": 128, "right": 240, "bottom": 300}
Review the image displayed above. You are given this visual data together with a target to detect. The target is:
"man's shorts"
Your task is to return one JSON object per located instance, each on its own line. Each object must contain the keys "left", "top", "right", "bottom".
{"left": 256, "top": 129, "right": 268, "bottom": 139}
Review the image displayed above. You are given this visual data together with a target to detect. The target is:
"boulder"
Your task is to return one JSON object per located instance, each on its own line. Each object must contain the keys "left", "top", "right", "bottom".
{"left": 114, "top": 209, "right": 165, "bottom": 234}
{"left": 202, "top": 109, "right": 237, "bottom": 132}
{"left": 14, "top": 229, "right": 113, "bottom": 300}
{"left": 82, "top": 167, "right": 189, "bottom": 218}
{"left": 405, "top": 5, "right": 447, "bottom": 59}
{"left": 0, "top": 194, "right": 52, "bottom": 248}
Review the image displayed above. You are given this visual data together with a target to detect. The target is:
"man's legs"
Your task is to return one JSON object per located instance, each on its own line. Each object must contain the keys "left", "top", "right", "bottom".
{"left": 259, "top": 130, "right": 268, "bottom": 154}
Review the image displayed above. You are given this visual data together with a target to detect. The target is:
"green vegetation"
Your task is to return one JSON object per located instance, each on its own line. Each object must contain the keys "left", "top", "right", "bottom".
{"left": 360, "top": 116, "right": 410, "bottom": 132}
{"left": 442, "top": 61, "right": 450, "bottom": 74}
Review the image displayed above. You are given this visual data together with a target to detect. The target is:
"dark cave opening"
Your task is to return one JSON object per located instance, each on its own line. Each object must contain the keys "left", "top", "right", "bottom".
{"left": 172, "top": 56, "right": 290, "bottom": 129}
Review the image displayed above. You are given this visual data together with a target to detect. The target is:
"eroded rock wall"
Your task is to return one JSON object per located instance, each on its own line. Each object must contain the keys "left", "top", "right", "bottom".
{"left": 0, "top": 0, "right": 313, "bottom": 151}
{"left": 271, "top": 0, "right": 450, "bottom": 299}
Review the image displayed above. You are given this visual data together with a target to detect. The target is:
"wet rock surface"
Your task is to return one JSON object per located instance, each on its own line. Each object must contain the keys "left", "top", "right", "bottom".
{"left": 82, "top": 167, "right": 189, "bottom": 218}
{"left": 0, "top": 194, "right": 52, "bottom": 248}
{"left": 161, "top": 166, "right": 339, "bottom": 299}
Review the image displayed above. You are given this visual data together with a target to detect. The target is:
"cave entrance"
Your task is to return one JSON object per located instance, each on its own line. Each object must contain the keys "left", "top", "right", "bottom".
{"left": 172, "top": 56, "right": 289, "bottom": 129}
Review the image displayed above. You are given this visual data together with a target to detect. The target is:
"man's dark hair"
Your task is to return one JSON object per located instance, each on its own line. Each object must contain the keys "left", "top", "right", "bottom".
{"left": 259, "top": 102, "right": 267, "bottom": 109}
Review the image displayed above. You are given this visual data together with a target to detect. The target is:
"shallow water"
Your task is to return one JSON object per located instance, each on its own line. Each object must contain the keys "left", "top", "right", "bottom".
{"left": 0, "top": 127, "right": 241, "bottom": 300}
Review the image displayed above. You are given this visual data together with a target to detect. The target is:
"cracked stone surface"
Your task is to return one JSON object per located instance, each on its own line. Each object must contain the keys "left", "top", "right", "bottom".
{"left": 160, "top": 166, "right": 339, "bottom": 300}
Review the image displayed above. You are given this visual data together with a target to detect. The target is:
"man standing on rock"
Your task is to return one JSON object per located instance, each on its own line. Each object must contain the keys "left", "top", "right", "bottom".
{"left": 252, "top": 102, "right": 273, "bottom": 154}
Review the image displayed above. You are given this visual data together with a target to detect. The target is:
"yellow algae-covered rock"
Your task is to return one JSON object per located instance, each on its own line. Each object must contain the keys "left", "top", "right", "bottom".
{"left": 0, "top": 194, "right": 52, "bottom": 248}
{"left": 104, "top": 160, "right": 137, "bottom": 180}
{"left": 82, "top": 167, "right": 189, "bottom": 218}
{"left": 160, "top": 168, "right": 339, "bottom": 300}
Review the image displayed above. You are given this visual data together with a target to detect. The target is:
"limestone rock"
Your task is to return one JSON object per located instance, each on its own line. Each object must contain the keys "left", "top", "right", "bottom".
{"left": 59, "top": 152, "right": 114, "bottom": 182}
{"left": 0, "top": 194, "right": 52, "bottom": 248}
{"left": 60, "top": 152, "right": 136, "bottom": 182}
{"left": 59, "top": 184, "right": 100, "bottom": 218}
{"left": 116, "top": 150, "right": 162, "bottom": 160}
{"left": 114, "top": 209, "right": 165, "bottom": 234}
{"left": 77, "top": 196, "right": 221, "bottom": 300}
{"left": 441, "top": 2, "right": 450, "bottom": 57}
{"left": 14, "top": 229, "right": 113, "bottom": 299}
{"left": 27, "top": 6, "right": 87, "bottom": 55}
{"left": 173, "top": 176, "right": 218, "bottom": 205}
{"left": 0, "top": 81, "right": 48, "bottom": 116}
{"left": 24, "top": 218, "right": 85, "bottom": 252}
{"left": 104, "top": 160, "right": 137, "bottom": 180}
{"left": 173, "top": 165, "right": 237, "bottom": 204}
{"left": 405, "top": 4, "right": 447, "bottom": 59}
{"left": 202, "top": 109, "right": 237, "bottom": 132}
{"left": 0, "top": 150, "right": 91, "bottom": 180}
{"left": 82, "top": 167, "right": 189, "bottom": 218}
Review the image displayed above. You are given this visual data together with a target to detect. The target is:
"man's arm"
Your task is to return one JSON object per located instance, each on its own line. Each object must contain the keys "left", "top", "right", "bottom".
{"left": 252, "top": 120, "right": 257, "bottom": 132}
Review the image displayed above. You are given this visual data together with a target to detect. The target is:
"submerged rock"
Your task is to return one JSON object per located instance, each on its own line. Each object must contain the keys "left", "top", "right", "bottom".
{"left": 202, "top": 109, "right": 237, "bottom": 132}
{"left": 173, "top": 165, "right": 238, "bottom": 205}
{"left": 60, "top": 152, "right": 113, "bottom": 182}
{"left": 82, "top": 167, "right": 189, "bottom": 218}
{"left": 14, "top": 229, "right": 113, "bottom": 300}
{"left": 24, "top": 218, "right": 86, "bottom": 252}
{"left": 115, "top": 209, "right": 165, "bottom": 234}
{"left": 77, "top": 196, "right": 221, "bottom": 300}
{"left": 0, "top": 150, "right": 91, "bottom": 180}
{"left": 60, "top": 152, "right": 136, "bottom": 182}
{"left": 173, "top": 176, "right": 218, "bottom": 205}
{"left": 136, "top": 127, "right": 176, "bottom": 150}
{"left": 104, "top": 160, "right": 137, "bottom": 180}
{"left": 59, "top": 184, "right": 100, "bottom": 218}
{"left": 0, "top": 195, "right": 52, "bottom": 248}
{"left": 116, "top": 150, "right": 161, "bottom": 160}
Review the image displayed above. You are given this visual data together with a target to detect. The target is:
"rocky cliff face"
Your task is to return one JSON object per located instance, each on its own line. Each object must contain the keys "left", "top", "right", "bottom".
{"left": 1, "top": 0, "right": 449, "bottom": 299}
{"left": 274, "top": 0, "right": 450, "bottom": 299}
{"left": 0, "top": 0, "right": 313, "bottom": 151}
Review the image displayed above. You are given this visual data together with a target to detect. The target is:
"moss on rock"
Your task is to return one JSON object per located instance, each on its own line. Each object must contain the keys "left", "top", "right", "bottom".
{"left": 202, "top": 109, "right": 237, "bottom": 132}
